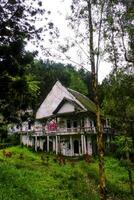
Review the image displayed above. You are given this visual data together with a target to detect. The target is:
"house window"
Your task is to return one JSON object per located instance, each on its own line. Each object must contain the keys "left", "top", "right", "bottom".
{"left": 68, "top": 142, "right": 71, "bottom": 149}
{"left": 81, "top": 118, "right": 84, "bottom": 127}
{"left": 67, "top": 120, "right": 71, "bottom": 129}
{"left": 16, "top": 124, "right": 19, "bottom": 129}
{"left": 59, "top": 119, "right": 65, "bottom": 128}
{"left": 67, "top": 119, "right": 78, "bottom": 132}
{"left": 73, "top": 120, "right": 77, "bottom": 128}
{"left": 28, "top": 121, "right": 31, "bottom": 130}
{"left": 90, "top": 121, "right": 93, "bottom": 128}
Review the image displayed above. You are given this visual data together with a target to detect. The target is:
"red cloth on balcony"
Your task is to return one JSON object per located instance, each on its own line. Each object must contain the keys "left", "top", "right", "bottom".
{"left": 47, "top": 120, "right": 57, "bottom": 131}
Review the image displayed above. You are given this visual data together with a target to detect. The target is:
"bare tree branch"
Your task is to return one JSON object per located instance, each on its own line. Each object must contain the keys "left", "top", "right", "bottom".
{"left": 96, "top": 0, "right": 105, "bottom": 78}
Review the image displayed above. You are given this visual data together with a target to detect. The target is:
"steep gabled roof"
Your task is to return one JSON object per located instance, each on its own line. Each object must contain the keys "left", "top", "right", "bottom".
{"left": 36, "top": 80, "right": 97, "bottom": 119}
{"left": 68, "top": 88, "right": 97, "bottom": 114}
{"left": 36, "top": 81, "right": 87, "bottom": 119}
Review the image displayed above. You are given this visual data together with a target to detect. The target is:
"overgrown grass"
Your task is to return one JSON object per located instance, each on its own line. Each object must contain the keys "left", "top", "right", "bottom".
{"left": 0, "top": 146, "right": 133, "bottom": 200}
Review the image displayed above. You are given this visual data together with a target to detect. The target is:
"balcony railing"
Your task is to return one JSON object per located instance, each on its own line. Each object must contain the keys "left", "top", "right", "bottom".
{"left": 45, "top": 126, "right": 96, "bottom": 135}
{"left": 44, "top": 127, "right": 115, "bottom": 135}
{"left": 11, "top": 126, "right": 114, "bottom": 136}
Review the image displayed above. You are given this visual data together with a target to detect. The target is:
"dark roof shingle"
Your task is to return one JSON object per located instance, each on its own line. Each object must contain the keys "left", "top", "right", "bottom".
{"left": 68, "top": 88, "right": 97, "bottom": 113}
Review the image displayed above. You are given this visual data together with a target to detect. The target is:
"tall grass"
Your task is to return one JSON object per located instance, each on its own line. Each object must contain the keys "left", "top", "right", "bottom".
{"left": 0, "top": 146, "right": 133, "bottom": 200}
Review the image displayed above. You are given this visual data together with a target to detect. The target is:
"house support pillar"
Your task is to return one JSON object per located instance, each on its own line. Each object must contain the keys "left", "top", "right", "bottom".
{"left": 81, "top": 135, "right": 84, "bottom": 154}
{"left": 56, "top": 135, "right": 58, "bottom": 154}
{"left": 27, "top": 132, "right": 29, "bottom": 147}
{"left": 70, "top": 135, "right": 73, "bottom": 156}
{"left": 83, "top": 135, "right": 87, "bottom": 154}
{"left": 47, "top": 136, "right": 49, "bottom": 152}
{"left": 58, "top": 136, "right": 61, "bottom": 154}
{"left": 87, "top": 137, "right": 92, "bottom": 155}
{"left": 20, "top": 133, "right": 22, "bottom": 146}
{"left": 35, "top": 136, "right": 37, "bottom": 152}
{"left": 53, "top": 137, "right": 55, "bottom": 152}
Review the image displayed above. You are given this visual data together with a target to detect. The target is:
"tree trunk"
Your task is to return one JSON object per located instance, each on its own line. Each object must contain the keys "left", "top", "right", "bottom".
{"left": 87, "top": 1, "right": 106, "bottom": 199}
{"left": 96, "top": 104, "right": 106, "bottom": 200}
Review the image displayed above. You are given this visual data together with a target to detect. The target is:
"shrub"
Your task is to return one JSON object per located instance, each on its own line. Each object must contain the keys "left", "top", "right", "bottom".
{"left": 83, "top": 154, "right": 92, "bottom": 163}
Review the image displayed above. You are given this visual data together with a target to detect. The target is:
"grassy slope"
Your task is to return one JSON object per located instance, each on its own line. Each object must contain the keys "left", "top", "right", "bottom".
{"left": 0, "top": 146, "right": 133, "bottom": 200}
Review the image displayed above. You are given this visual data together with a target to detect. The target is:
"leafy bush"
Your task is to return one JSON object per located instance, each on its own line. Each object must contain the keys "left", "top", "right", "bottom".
{"left": 0, "top": 123, "right": 7, "bottom": 142}
{"left": 5, "top": 133, "right": 20, "bottom": 145}
{"left": 0, "top": 143, "right": 12, "bottom": 149}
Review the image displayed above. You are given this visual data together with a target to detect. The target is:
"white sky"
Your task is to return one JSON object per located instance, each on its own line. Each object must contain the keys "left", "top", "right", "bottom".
{"left": 26, "top": 0, "right": 112, "bottom": 82}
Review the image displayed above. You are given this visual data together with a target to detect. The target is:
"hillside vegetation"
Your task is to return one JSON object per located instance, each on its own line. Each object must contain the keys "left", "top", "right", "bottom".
{"left": 0, "top": 146, "right": 133, "bottom": 200}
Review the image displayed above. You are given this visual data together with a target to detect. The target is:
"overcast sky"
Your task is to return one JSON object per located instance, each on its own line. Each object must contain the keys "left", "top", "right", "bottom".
{"left": 26, "top": 0, "right": 112, "bottom": 82}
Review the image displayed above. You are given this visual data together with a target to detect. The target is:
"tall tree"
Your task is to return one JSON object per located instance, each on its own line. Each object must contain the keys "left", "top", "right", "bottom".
{"left": 103, "top": 0, "right": 134, "bottom": 72}
{"left": 67, "top": 0, "right": 107, "bottom": 199}
{"left": 0, "top": 0, "right": 46, "bottom": 122}
{"left": 65, "top": 1, "right": 134, "bottom": 198}
{"left": 87, "top": 1, "right": 106, "bottom": 199}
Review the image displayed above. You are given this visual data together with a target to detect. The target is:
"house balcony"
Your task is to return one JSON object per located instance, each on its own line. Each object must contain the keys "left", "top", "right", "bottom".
{"left": 17, "top": 126, "right": 115, "bottom": 137}
{"left": 36, "top": 127, "right": 114, "bottom": 136}
{"left": 44, "top": 126, "right": 96, "bottom": 136}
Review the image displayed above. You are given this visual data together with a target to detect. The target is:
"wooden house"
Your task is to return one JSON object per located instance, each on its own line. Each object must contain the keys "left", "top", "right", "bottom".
{"left": 18, "top": 81, "right": 112, "bottom": 156}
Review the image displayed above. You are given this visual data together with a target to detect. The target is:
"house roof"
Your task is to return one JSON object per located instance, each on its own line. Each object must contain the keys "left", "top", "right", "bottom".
{"left": 68, "top": 89, "right": 97, "bottom": 114}
{"left": 36, "top": 80, "right": 96, "bottom": 119}
{"left": 36, "top": 81, "right": 87, "bottom": 119}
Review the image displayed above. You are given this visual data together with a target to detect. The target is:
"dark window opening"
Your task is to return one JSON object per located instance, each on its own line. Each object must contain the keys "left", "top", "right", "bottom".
{"left": 68, "top": 142, "right": 71, "bottom": 149}
{"left": 16, "top": 124, "right": 19, "bottom": 129}
{"left": 74, "top": 140, "right": 79, "bottom": 154}
{"left": 67, "top": 120, "right": 71, "bottom": 129}
{"left": 81, "top": 118, "right": 84, "bottom": 127}
{"left": 90, "top": 121, "right": 93, "bottom": 128}
{"left": 28, "top": 121, "right": 31, "bottom": 130}
{"left": 73, "top": 120, "right": 77, "bottom": 128}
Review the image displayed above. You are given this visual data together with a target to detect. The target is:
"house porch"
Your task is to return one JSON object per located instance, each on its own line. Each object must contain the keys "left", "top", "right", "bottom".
{"left": 23, "top": 133, "right": 93, "bottom": 156}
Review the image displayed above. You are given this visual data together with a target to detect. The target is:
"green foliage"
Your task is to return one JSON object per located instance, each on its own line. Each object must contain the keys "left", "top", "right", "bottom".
{"left": 0, "top": 147, "right": 133, "bottom": 200}
{"left": 113, "top": 135, "right": 134, "bottom": 158}
{"left": 0, "top": 123, "right": 7, "bottom": 142}
{"left": 101, "top": 70, "right": 134, "bottom": 190}
{"left": 102, "top": 71, "right": 134, "bottom": 130}
{"left": 5, "top": 133, "right": 20, "bottom": 146}
{"left": 69, "top": 72, "right": 88, "bottom": 95}
{"left": 0, "top": 0, "right": 45, "bottom": 122}
{"left": 0, "top": 143, "right": 12, "bottom": 150}
{"left": 105, "top": 157, "right": 132, "bottom": 197}
{"left": 0, "top": 146, "right": 99, "bottom": 200}
{"left": 78, "top": 68, "right": 93, "bottom": 100}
